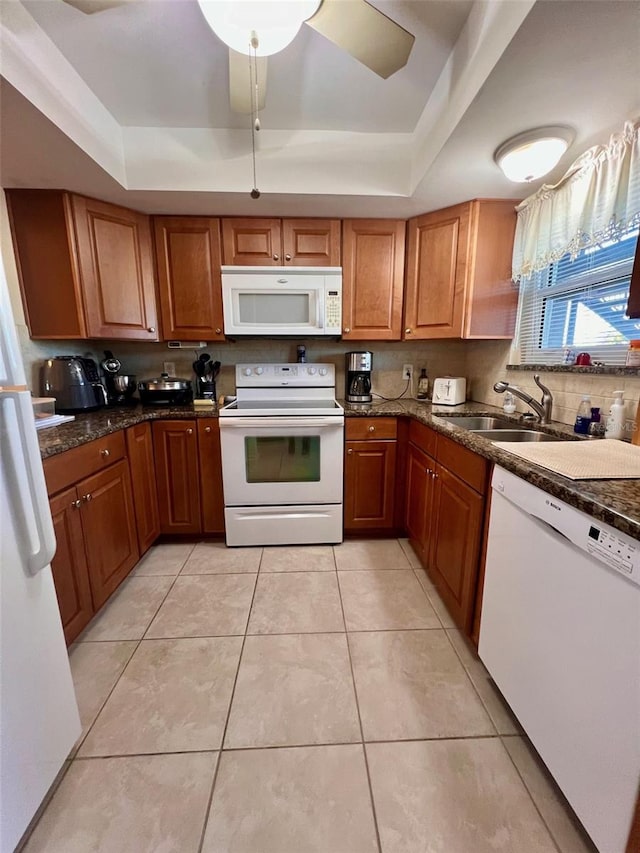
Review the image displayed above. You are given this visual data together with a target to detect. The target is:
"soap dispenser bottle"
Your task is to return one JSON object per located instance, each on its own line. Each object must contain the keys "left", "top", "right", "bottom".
{"left": 605, "top": 390, "right": 626, "bottom": 439}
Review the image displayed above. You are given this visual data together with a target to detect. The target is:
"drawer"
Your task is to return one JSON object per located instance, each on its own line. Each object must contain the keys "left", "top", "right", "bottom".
{"left": 44, "top": 431, "right": 126, "bottom": 496}
{"left": 408, "top": 420, "right": 437, "bottom": 458}
{"left": 436, "top": 432, "right": 488, "bottom": 494}
{"left": 346, "top": 417, "right": 397, "bottom": 441}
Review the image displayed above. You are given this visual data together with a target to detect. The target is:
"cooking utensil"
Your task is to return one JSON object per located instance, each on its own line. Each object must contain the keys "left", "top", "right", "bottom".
{"left": 138, "top": 373, "right": 193, "bottom": 405}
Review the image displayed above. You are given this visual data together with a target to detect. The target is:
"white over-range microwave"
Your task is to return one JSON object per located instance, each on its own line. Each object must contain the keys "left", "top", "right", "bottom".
{"left": 221, "top": 266, "right": 342, "bottom": 336}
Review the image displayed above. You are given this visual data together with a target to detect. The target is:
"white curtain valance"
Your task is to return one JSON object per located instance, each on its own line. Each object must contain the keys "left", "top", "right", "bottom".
{"left": 512, "top": 120, "right": 640, "bottom": 280}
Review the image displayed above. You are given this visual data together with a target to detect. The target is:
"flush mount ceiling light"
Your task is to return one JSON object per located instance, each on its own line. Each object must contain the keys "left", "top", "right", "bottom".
{"left": 196, "top": 0, "right": 322, "bottom": 56}
{"left": 494, "top": 126, "right": 575, "bottom": 183}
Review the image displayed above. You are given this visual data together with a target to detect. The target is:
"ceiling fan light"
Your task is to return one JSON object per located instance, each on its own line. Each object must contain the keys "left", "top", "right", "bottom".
{"left": 197, "top": 0, "right": 321, "bottom": 56}
{"left": 494, "top": 126, "right": 574, "bottom": 183}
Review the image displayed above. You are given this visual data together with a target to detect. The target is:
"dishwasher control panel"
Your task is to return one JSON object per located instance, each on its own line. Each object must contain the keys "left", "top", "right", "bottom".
{"left": 586, "top": 525, "right": 639, "bottom": 578}
{"left": 492, "top": 467, "right": 640, "bottom": 588}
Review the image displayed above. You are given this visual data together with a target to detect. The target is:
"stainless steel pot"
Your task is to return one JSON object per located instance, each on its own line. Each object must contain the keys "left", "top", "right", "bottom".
{"left": 138, "top": 373, "right": 193, "bottom": 405}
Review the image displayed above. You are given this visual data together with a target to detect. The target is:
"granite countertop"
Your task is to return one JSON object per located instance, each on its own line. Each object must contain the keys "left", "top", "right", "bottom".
{"left": 37, "top": 398, "right": 640, "bottom": 541}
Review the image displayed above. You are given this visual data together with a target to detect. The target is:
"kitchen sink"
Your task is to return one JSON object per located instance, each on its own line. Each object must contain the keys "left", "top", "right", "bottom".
{"left": 474, "top": 429, "right": 563, "bottom": 442}
{"left": 435, "top": 415, "right": 518, "bottom": 430}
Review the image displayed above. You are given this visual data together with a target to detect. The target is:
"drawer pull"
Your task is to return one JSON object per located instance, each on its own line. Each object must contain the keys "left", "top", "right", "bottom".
{"left": 205, "top": 426, "right": 212, "bottom": 433}
{"left": 71, "top": 499, "right": 82, "bottom": 509}
{"left": 81, "top": 493, "right": 93, "bottom": 502}
{"left": 405, "top": 328, "right": 412, "bottom": 335}
{"left": 368, "top": 425, "right": 375, "bottom": 432}
{"left": 347, "top": 448, "right": 353, "bottom": 455}
{"left": 285, "top": 254, "right": 292, "bottom": 261}
{"left": 148, "top": 327, "right": 156, "bottom": 333}
{"left": 101, "top": 449, "right": 110, "bottom": 458}
{"left": 344, "top": 327, "right": 351, "bottom": 334}
{"left": 187, "top": 428, "right": 193, "bottom": 435}
{"left": 215, "top": 328, "right": 222, "bottom": 334}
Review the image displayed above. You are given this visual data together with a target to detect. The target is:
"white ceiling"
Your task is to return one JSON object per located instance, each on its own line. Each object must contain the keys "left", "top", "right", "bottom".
{"left": 1, "top": 0, "right": 639, "bottom": 217}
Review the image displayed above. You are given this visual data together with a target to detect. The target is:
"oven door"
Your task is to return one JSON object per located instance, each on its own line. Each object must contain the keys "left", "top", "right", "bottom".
{"left": 219, "top": 416, "right": 344, "bottom": 506}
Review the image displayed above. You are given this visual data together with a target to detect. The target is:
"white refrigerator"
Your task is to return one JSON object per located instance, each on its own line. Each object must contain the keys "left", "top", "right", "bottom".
{"left": 0, "top": 255, "right": 80, "bottom": 852}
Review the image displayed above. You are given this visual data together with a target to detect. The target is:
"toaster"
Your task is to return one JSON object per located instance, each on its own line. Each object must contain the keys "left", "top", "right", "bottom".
{"left": 432, "top": 377, "right": 467, "bottom": 406}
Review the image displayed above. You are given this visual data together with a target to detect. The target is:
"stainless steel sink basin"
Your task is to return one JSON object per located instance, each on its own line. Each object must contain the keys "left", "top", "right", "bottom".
{"left": 474, "top": 429, "right": 563, "bottom": 442}
{"left": 436, "top": 416, "right": 518, "bottom": 430}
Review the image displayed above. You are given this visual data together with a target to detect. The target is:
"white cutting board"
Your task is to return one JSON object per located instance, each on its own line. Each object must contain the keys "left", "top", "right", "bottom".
{"left": 492, "top": 438, "right": 640, "bottom": 479}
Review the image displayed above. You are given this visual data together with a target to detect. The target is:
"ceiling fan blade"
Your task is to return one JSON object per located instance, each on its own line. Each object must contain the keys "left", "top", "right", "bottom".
{"left": 307, "top": 0, "right": 414, "bottom": 79}
{"left": 229, "top": 50, "right": 268, "bottom": 115}
{"left": 61, "top": 0, "right": 133, "bottom": 13}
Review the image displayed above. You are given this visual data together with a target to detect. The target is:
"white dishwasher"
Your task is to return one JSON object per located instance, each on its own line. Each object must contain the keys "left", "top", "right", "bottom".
{"left": 479, "top": 467, "right": 640, "bottom": 853}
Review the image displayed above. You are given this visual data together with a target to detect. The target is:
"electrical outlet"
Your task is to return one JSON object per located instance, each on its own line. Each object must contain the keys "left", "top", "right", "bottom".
{"left": 403, "top": 364, "right": 414, "bottom": 381}
{"left": 163, "top": 361, "right": 176, "bottom": 376}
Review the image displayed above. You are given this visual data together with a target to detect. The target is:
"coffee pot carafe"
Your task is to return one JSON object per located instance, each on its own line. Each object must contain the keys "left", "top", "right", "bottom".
{"left": 345, "top": 351, "right": 372, "bottom": 403}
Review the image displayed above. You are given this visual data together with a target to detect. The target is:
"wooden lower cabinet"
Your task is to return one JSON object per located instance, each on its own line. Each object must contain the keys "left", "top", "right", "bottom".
{"left": 405, "top": 425, "right": 488, "bottom": 635}
{"left": 344, "top": 418, "right": 397, "bottom": 532}
{"left": 404, "top": 442, "right": 435, "bottom": 564}
{"left": 49, "top": 487, "right": 93, "bottom": 644}
{"left": 79, "top": 461, "right": 140, "bottom": 609}
{"left": 126, "top": 422, "right": 160, "bottom": 554}
{"left": 344, "top": 440, "right": 397, "bottom": 530}
{"left": 153, "top": 420, "right": 202, "bottom": 534}
{"left": 429, "top": 464, "right": 484, "bottom": 631}
{"left": 198, "top": 421, "right": 225, "bottom": 534}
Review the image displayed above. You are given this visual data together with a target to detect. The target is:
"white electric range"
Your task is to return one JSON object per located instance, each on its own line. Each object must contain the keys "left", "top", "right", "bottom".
{"left": 218, "top": 363, "right": 344, "bottom": 546}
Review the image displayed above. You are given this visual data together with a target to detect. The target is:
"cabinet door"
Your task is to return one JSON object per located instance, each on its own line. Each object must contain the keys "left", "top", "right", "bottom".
{"left": 49, "top": 487, "right": 93, "bottom": 645}
{"left": 79, "top": 460, "right": 140, "bottom": 610}
{"left": 71, "top": 195, "right": 159, "bottom": 340}
{"left": 125, "top": 423, "right": 160, "bottom": 556}
{"left": 404, "top": 442, "right": 434, "bottom": 565}
{"left": 429, "top": 464, "right": 484, "bottom": 632}
{"left": 342, "top": 220, "right": 405, "bottom": 340}
{"left": 154, "top": 217, "right": 225, "bottom": 341}
{"left": 344, "top": 440, "right": 397, "bottom": 530}
{"left": 404, "top": 204, "right": 470, "bottom": 340}
{"left": 282, "top": 219, "right": 341, "bottom": 266}
{"left": 6, "top": 189, "right": 87, "bottom": 339}
{"left": 221, "top": 218, "right": 282, "bottom": 265}
{"left": 153, "top": 421, "right": 202, "bottom": 534}
{"left": 198, "top": 421, "right": 225, "bottom": 534}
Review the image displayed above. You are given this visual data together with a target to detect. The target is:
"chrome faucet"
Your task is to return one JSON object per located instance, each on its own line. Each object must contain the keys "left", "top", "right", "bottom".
{"left": 493, "top": 374, "right": 553, "bottom": 424}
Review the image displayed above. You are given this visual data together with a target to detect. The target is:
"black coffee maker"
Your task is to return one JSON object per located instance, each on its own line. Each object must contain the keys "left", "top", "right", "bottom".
{"left": 345, "top": 351, "right": 372, "bottom": 403}
{"left": 101, "top": 351, "right": 137, "bottom": 406}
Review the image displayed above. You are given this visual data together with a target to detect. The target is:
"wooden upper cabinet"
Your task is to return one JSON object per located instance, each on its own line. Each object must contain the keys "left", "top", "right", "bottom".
{"left": 154, "top": 217, "right": 224, "bottom": 341}
{"left": 222, "top": 218, "right": 340, "bottom": 266}
{"left": 282, "top": 219, "right": 341, "bottom": 266}
{"left": 404, "top": 199, "right": 519, "bottom": 340}
{"left": 222, "top": 218, "right": 282, "bottom": 265}
{"left": 6, "top": 189, "right": 159, "bottom": 341}
{"left": 342, "top": 219, "right": 405, "bottom": 340}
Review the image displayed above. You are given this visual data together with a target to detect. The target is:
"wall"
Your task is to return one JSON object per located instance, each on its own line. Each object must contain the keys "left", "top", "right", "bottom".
{"left": 465, "top": 340, "right": 640, "bottom": 431}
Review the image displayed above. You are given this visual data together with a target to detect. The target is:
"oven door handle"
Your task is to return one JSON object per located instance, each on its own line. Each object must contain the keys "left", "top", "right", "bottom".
{"left": 220, "top": 417, "right": 344, "bottom": 429}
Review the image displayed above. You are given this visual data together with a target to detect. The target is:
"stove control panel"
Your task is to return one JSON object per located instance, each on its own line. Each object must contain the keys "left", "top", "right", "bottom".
{"left": 236, "top": 363, "right": 335, "bottom": 387}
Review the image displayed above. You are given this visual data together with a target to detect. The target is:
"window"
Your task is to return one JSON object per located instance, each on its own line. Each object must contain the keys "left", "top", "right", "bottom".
{"left": 516, "top": 228, "right": 640, "bottom": 364}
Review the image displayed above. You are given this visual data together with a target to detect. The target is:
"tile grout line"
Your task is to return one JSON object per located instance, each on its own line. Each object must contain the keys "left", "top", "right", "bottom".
{"left": 334, "top": 550, "right": 384, "bottom": 853}
{"left": 18, "top": 546, "right": 195, "bottom": 849}
{"left": 196, "top": 554, "right": 263, "bottom": 853}
{"left": 497, "top": 736, "right": 566, "bottom": 853}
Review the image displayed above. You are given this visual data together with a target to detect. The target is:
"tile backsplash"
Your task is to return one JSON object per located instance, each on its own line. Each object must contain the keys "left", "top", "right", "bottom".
{"left": 465, "top": 340, "right": 640, "bottom": 432}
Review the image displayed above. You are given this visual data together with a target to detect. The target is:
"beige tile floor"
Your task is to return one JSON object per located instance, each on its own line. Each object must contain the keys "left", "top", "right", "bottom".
{"left": 22, "top": 539, "right": 596, "bottom": 853}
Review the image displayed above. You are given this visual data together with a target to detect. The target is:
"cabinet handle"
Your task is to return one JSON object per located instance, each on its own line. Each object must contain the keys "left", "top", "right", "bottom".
{"left": 71, "top": 499, "right": 82, "bottom": 509}
{"left": 432, "top": 471, "right": 438, "bottom": 480}
{"left": 101, "top": 448, "right": 110, "bottom": 458}
{"left": 205, "top": 426, "right": 212, "bottom": 433}
{"left": 285, "top": 254, "right": 292, "bottom": 261}
{"left": 273, "top": 254, "right": 279, "bottom": 261}
{"left": 368, "top": 425, "right": 375, "bottom": 433}
{"left": 82, "top": 493, "right": 93, "bottom": 502}
{"left": 215, "top": 328, "right": 222, "bottom": 334}
{"left": 425, "top": 468, "right": 431, "bottom": 475}
{"left": 148, "top": 327, "right": 156, "bottom": 333}
{"left": 187, "top": 428, "right": 193, "bottom": 435}
{"left": 347, "top": 448, "right": 353, "bottom": 454}
{"left": 344, "top": 328, "right": 351, "bottom": 334}
{"left": 405, "top": 328, "right": 412, "bottom": 335}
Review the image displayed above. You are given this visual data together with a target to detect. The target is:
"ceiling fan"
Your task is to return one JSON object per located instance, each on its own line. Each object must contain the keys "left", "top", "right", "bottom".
{"left": 60, "top": 0, "right": 415, "bottom": 114}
